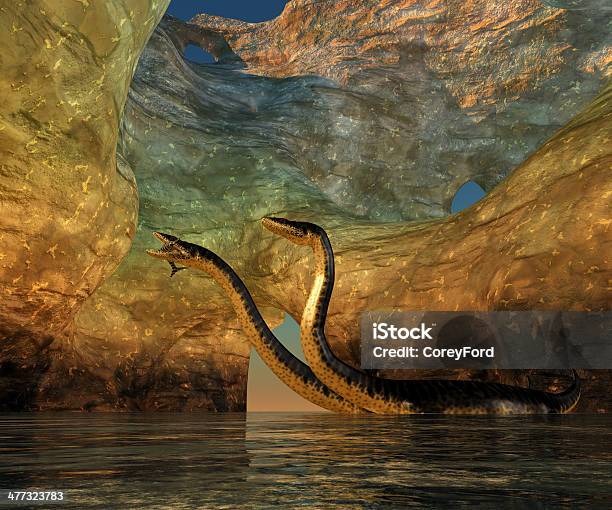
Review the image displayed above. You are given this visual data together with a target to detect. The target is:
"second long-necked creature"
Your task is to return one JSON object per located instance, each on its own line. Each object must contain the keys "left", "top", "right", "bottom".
{"left": 148, "top": 219, "right": 580, "bottom": 414}
{"left": 261, "top": 217, "right": 580, "bottom": 414}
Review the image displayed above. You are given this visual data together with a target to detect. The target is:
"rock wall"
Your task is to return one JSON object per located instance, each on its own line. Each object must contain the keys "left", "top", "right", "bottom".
{"left": 0, "top": 0, "right": 609, "bottom": 412}
{"left": 0, "top": 0, "right": 169, "bottom": 409}
{"left": 192, "top": 0, "right": 611, "bottom": 219}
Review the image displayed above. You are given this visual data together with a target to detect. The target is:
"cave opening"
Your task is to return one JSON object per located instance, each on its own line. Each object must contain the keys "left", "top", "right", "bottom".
{"left": 451, "top": 180, "right": 486, "bottom": 213}
{"left": 184, "top": 43, "right": 215, "bottom": 64}
{"left": 247, "top": 313, "right": 324, "bottom": 412}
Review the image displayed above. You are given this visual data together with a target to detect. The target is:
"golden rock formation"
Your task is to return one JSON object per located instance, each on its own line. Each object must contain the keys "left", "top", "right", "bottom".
{"left": 0, "top": 1, "right": 609, "bottom": 411}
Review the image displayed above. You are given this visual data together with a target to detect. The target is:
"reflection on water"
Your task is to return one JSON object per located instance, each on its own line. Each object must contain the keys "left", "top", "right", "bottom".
{"left": 0, "top": 413, "right": 610, "bottom": 509}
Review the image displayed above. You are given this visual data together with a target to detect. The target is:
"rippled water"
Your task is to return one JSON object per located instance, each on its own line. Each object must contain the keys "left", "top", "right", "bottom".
{"left": 0, "top": 413, "right": 610, "bottom": 509}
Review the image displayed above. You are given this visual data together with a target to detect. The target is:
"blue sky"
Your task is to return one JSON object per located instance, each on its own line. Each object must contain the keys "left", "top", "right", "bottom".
{"left": 451, "top": 181, "right": 486, "bottom": 213}
{"left": 167, "top": 0, "right": 289, "bottom": 23}
{"left": 167, "top": 1, "right": 289, "bottom": 63}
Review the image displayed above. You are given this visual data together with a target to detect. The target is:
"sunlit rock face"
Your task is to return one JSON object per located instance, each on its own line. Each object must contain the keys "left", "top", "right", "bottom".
{"left": 0, "top": 1, "right": 169, "bottom": 333}
{"left": 0, "top": 1, "right": 169, "bottom": 409}
{"left": 1, "top": 1, "right": 609, "bottom": 412}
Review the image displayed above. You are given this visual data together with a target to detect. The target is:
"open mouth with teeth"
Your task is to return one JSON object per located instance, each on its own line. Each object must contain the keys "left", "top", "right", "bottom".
{"left": 146, "top": 232, "right": 187, "bottom": 277}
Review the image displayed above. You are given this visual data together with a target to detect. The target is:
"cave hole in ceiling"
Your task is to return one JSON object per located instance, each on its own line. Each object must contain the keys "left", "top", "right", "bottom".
{"left": 451, "top": 180, "right": 486, "bottom": 213}
{"left": 184, "top": 43, "right": 215, "bottom": 64}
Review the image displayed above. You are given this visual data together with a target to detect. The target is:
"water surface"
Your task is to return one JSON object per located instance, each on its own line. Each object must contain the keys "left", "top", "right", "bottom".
{"left": 0, "top": 413, "right": 610, "bottom": 509}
